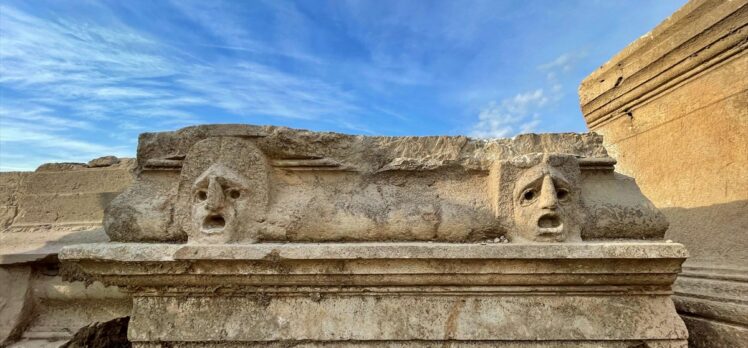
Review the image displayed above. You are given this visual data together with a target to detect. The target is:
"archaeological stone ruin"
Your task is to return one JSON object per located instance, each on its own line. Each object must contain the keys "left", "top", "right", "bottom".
{"left": 1, "top": 0, "right": 745, "bottom": 346}
{"left": 578, "top": 0, "right": 747, "bottom": 346}
{"left": 49, "top": 124, "right": 687, "bottom": 347}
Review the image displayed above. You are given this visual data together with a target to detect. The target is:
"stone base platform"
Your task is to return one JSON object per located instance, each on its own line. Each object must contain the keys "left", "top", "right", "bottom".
{"left": 60, "top": 242, "right": 689, "bottom": 347}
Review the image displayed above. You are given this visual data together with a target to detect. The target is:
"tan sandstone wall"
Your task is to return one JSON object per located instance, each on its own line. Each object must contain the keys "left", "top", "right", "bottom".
{"left": 578, "top": 0, "right": 748, "bottom": 346}
{"left": 0, "top": 157, "right": 134, "bottom": 347}
{"left": 1, "top": 158, "right": 132, "bottom": 229}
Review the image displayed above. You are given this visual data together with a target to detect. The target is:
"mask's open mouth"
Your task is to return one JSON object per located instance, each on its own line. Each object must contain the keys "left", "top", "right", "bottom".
{"left": 202, "top": 214, "right": 226, "bottom": 234}
{"left": 537, "top": 213, "right": 563, "bottom": 235}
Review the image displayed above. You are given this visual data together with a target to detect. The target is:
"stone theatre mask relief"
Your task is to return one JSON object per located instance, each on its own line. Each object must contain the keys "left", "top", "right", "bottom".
{"left": 176, "top": 137, "right": 270, "bottom": 244}
{"left": 493, "top": 153, "right": 583, "bottom": 243}
{"left": 191, "top": 164, "right": 251, "bottom": 238}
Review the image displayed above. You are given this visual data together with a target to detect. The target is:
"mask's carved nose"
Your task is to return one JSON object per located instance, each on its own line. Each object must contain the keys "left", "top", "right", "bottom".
{"left": 539, "top": 175, "right": 558, "bottom": 210}
{"left": 205, "top": 177, "right": 225, "bottom": 211}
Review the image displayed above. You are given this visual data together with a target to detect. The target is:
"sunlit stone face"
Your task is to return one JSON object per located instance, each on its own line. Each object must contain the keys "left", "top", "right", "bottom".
{"left": 512, "top": 163, "right": 580, "bottom": 242}
{"left": 191, "top": 164, "right": 252, "bottom": 241}
{"left": 492, "top": 153, "right": 583, "bottom": 243}
{"left": 177, "top": 137, "right": 270, "bottom": 244}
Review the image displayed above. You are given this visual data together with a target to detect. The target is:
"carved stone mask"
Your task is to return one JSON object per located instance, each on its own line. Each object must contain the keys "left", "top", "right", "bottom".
{"left": 493, "top": 153, "right": 583, "bottom": 243}
{"left": 177, "top": 137, "right": 269, "bottom": 244}
{"left": 191, "top": 164, "right": 251, "bottom": 238}
{"left": 512, "top": 162, "right": 580, "bottom": 242}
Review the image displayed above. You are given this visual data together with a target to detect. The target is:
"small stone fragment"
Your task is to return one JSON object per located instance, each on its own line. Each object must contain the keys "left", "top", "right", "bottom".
{"left": 35, "top": 162, "right": 87, "bottom": 172}
{"left": 87, "top": 156, "right": 120, "bottom": 168}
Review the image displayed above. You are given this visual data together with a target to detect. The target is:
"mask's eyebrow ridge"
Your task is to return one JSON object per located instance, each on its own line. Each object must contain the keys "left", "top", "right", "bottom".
{"left": 515, "top": 174, "right": 545, "bottom": 199}
{"left": 550, "top": 172, "right": 572, "bottom": 189}
{"left": 192, "top": 174, "right": 212, "bottom": 190}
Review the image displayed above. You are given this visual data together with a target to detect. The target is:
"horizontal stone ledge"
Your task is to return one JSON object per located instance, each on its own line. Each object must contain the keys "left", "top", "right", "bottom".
{"left": 59, "top": 241, "right": 688, "bottom": 262}
{"left": 673, "top": 294, "right": 748, "bottom": 328}
{"left": 65, "top": 275, "right": 682, "bottom": 291}
{"left": 0, "top": 227, "right": 107, "bottom": 265}
{"left": 131, "top": 341, "right": 689, "bottom": 348}
{"left": 59, "top": 242, "right": 687, "bottom": 289}
{"left": 131, "top": 285, "right": 676, "bottom": 296}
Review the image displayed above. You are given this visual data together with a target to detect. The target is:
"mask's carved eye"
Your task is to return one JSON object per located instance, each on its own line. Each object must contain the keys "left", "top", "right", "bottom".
{"left": 196, "top": 190, "right": 208, "bottom": 201}
{"left": 521, "top": 189, "right": 537, "bottom": 203}
{"left": 556, "top": 188, "right": 570, "bottom": 201}
{"left": 227, "top": 189, "right": 241, "bottom": 199}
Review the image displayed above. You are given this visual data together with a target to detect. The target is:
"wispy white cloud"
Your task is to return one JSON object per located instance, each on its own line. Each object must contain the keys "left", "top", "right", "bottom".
{"left": 0, "top": 0, "right": 672, "bottom": 169}
{"left": 168, "top": 1, "right": 264, "bottom": 53}
{"left": 0, "top": 2, "right": 375, "bottom": 170}
{"left": 168, "top": 0, "right": 323, "bottom": 64}
{"left": 0, "top": 125, "right": 131, "bottom": 171}
{"left": 469, "top": 49, "right": 587, "bottom": 138}
{"left": 0, "top": 3, "right": 364, "bottom": 123}
{"left": 0, "top": 104, "right": 119, "bottom": 169}
{"left": 176, "top": 62, "right": 359, "bottom": 121}
{"left": 0, "top": 105, "right": 94, "bottom": 131}
{"left": 538, "top": 51, "right": 587, "bottom": 102}
{"left": 539, "top": 53, "right": 576, "bottom": 72}
{"left": 0, "top": 3, "right": 180, "bottom": 131}
{"left": 470, "top": 89, "right": 546, "bottom": 138}
{"left": 0, "top": 126, "right": 121, "bottom": 154}
{"left": 0, "top": 5, "right": 173, "bottom": 85}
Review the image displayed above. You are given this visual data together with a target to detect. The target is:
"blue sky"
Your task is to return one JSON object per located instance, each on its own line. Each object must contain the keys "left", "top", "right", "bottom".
{"left": 0, "top": 0, "right": 686, "bottom": 171}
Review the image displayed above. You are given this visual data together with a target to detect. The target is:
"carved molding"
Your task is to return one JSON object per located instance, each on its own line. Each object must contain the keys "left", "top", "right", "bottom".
{"left": 580, "top": 0, "right": 748, "bottom": 129}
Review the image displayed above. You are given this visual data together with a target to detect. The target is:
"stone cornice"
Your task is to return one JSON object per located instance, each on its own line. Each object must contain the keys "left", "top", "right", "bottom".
{"left": 579, "top": 0, "right": 748, "bottom": 129}
{"left": 673, "top": 259, "right": 748, "bottom": 328}
{"left": 59, "top": 242, "right": 689, "bottom": 344}
{"left": 60, "top": 242, "right": 688, "bottom": 261}
{"left": 60, "top": 242, "right": 687, "bottom": 292}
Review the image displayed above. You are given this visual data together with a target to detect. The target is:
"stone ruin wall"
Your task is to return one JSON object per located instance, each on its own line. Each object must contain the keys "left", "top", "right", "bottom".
{"left": 0, "top": 157, "right": 135, "bottom": 347}
{"left": 55, "top": 125, "right": 689, "bottom": 347}
{"left": 0, "top": 157, "right": 133, "bottom": 233}
{"left": 0, "top": 125, "right": 689, "bottom": 347}
{"left": 100, "top": 125, "right": 667, "bottom": 246}
{"left": 4, "top": 0, "right": 744, "bottom": 345}
{"left": 578, "top": 0, "right": 748, "bottom": 346}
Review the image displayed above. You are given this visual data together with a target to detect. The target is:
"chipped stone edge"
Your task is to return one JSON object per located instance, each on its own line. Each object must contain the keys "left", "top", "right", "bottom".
{"left": 59, "top": 242, "right": 688, "bottom": 262}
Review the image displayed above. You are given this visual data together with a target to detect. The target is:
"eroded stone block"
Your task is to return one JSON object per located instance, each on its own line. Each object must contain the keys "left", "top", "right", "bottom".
{"left": 60, "top": 242, "right": 689, "bottom": 346}
{"left": 60, "top": 124, "right": 687, "bottom": 346}
{"left": 0, "top": 266, "right": 32, "bottom": 345}
{"left": 103, "top": 125, "right": 667, "bottom": 244}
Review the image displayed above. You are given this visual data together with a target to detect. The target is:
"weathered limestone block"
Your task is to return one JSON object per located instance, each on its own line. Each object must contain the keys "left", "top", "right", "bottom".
{"left": 1, "top": 158, "right": 135, "bottom": 231}
{"left": 105, "top": 124, "right": 666, "bottom": 244}
{"left": 578, "top": 1, "right": 747, "bottom": 346}
{"left": 87, "top": 155, "right": 121, "bottom": 168}
{"left": 61, "top": 124, "right": 686, "bottom": 346}
{"left": 0, "top": 158, "right": 135, "bottom": 347}
{"left": 61, "top": 242, "right": 689, "bottom": 347}
{"left": 104, "top": 171, "right": 179, "bottom": 242}
{"left": 0, "top": 172, "right": 26, "bottom": 230}
{"left": 0, "top": 266, "right": 32, "bottom": 345}
{"left": 582, "top": 171, "right": 669, "bottom": 239}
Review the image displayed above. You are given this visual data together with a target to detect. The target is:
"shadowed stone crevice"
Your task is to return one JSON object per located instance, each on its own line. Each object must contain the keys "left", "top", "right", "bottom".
{"left": 61, "top": 317, "right": 130, "bottom": 348}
